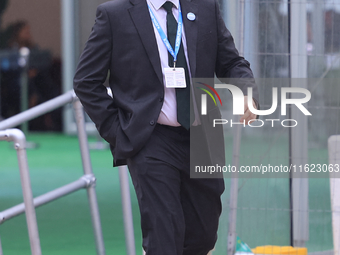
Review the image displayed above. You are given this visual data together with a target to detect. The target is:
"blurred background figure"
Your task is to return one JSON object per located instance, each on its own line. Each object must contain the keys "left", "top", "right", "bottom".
{"left": 6, "top": 20, "right": 34, "bottom": 49}
{"left": 0, "top": 20, "right": 62, "bottom": 131}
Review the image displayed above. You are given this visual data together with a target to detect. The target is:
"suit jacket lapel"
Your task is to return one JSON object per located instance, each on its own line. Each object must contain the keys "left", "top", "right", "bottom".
{"left": 129, "top": 0, "right": 163, "bottom": 85}
{"left": 180, "top": 0, "right": 198, "bottom": 78}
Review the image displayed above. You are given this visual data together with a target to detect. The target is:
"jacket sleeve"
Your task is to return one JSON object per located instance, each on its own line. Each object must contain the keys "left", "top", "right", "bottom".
{"left": 214, "top": 0, "right": 260, "bottom": 109}
{"left": 73, "top": 4, "right": 119, "bottom": 145}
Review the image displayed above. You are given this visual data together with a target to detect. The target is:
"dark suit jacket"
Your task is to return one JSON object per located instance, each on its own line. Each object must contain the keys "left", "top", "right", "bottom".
{"left": 73, "top": 0, "right": 259, "bottom": 166}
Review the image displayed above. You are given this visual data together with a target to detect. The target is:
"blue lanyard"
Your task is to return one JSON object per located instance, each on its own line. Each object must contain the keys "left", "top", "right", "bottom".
{"left": 148, "top": 3, "right": 183, "bottom": 66}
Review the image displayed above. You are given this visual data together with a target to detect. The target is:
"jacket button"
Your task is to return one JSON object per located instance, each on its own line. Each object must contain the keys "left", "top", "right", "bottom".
{"left": 150, "top": 120, "right": 155, "bottom": 126}
{"left": 159, "top": 97, "right": 164, "bottom": 102}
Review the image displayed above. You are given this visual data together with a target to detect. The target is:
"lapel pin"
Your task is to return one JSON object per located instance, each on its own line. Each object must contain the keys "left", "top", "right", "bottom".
{"left": 187, "top": 12, "right": 196, "bottom": 21}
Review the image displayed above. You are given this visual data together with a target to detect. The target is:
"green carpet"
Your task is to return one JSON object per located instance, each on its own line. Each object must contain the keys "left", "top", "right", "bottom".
{"left": 0, "top": 133, "right": 142, "bottom": 255}
{"left": 0, "top": 133, "right": 333, "bottom": 254}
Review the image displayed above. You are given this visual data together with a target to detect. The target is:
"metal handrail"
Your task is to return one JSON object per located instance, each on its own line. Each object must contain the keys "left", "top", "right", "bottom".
{"left": 0, "top": 90, "right": 136, "bottom": 255}
{"left": 0, "top": 90, "right": 75, "bottom": 131}
{"left": 0, "top": 92, "right": 107, "bottom": 255}
{"left": 0, "top": 129, "right": 41, "bottom": 255}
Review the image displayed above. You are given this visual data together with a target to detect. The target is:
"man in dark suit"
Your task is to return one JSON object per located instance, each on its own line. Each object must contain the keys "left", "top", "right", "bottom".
{"left": 74, "top": 0, "right": 258, "bottom": 254}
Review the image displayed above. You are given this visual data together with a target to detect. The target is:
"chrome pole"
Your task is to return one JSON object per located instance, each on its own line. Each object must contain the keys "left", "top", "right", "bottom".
{"left": 19, "top": 47, "right": 30, "bottom": 134}
{"left": 227, "top": 0, "right": 245, "bottom": 254}
{"left": 73, "top": 99, "right": 106, "bottom": 255}
{"left": 0, "top": 129, "right": 41, "bottom": 255}
{"left": 118, "top": 165, "right": 136, "bottom": 255}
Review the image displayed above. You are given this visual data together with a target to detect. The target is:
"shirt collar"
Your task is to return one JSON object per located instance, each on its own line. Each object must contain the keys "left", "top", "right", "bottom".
{"left": 148, "top": 0, "right": 179, "bottom": 11}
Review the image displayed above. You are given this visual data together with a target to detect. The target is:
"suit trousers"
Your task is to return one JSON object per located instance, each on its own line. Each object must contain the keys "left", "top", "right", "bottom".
{"left": 127, "top": 123, "right": 225, "bottom": 255}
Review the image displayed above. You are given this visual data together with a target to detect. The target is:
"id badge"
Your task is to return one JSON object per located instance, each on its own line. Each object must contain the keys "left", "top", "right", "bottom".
{"left": 164, "top": 68, "right": 187, "bottom": 88}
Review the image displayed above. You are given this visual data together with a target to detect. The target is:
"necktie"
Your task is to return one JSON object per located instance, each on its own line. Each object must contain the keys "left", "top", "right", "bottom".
{"left": 163, "top": 1, "right": 193, "bottom": 130}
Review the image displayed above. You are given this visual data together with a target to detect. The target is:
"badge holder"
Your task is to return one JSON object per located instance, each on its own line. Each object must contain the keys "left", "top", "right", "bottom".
{"left": 164, "top": 61, "right": 187, "bottom": 88}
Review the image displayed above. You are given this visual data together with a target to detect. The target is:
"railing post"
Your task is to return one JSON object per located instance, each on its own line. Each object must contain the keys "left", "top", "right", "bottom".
{"left": 118, "top": 165, "right": 136, "bottom": 255}
{"left": 73, "top": 99, "right": 106, "bottom": 255}
{"left": 0, "top": 129, "right": 42, "bottom": 255}
{"left": 0, "top": 235, "right": 3, "bottom": 255}
{"left": 19, "top": 48, "right": 30, "bottom": 134}
{"left": 328, "top": 135, "right": 340, "bottom": 255}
